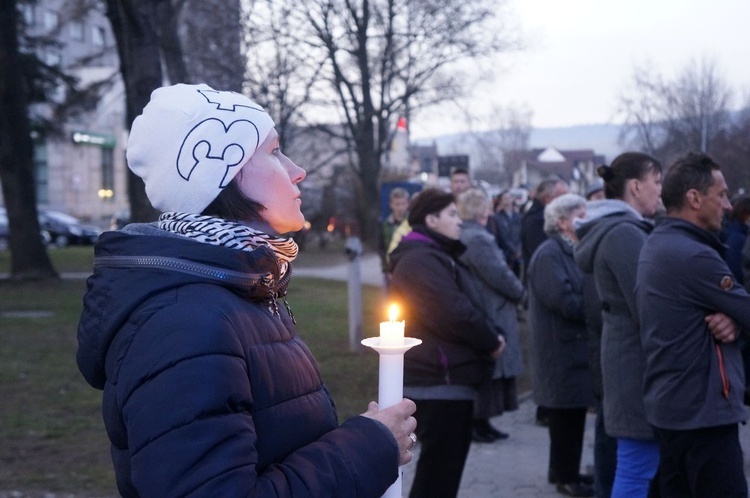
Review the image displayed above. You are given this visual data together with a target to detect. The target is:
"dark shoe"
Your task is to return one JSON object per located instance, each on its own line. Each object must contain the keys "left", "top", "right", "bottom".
{"left": 556, "top": 482, "right": 594, "bottom": 497}
{"left": 471, "top": 427, "right": 497, "bottom": 443}
{"left": 535, "top": 414, "right": 550, "bottom": 427}
{"left": 576, "top": 474, "right": 594, "bottom": 486}
{"left": 548, "top": 473, "right": 594, "bottom": 485}
{"left": 488, "top": 427, "right": 509, "bottom": 440}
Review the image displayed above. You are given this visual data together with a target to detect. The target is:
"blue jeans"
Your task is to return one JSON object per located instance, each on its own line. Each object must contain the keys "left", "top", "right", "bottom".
{"left": 611, "top": 437, "right": 659, "bottom": 498}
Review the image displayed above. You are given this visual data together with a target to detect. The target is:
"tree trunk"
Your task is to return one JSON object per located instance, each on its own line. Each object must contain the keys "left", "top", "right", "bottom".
{"left": 356, "top": 129, "right": 381, "bottom": 245}
{"left": 0, "top": 0, "right": 58, "bottom": 279}
{"left": 105, "top": 0, "right": 163, "bottom": 223}
{"left": 156, "top": 0, "right": 189, "bottom": 85}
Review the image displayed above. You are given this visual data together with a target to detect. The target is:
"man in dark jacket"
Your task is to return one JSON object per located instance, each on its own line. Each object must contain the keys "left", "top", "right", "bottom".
{"left": 520, "top": 176, "right": 568, "bottom": 427}
{"left": 521, "top": 177, "right": 569, "bottom": 269}
{"left": 636, "top": 153, "right": 750, "bottom": 497}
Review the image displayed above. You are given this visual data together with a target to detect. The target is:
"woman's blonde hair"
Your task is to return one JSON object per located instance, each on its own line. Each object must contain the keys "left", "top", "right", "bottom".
{"left": 457, "top": 188, "right": 490, "bottom": 222}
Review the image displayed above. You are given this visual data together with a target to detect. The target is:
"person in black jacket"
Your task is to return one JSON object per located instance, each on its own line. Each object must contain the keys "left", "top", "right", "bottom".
{"left": 527, "top": 193, "right": 594, "bottom": 497}
{"left": 637, "top": 153, "right": 750, "bottom": 497}
{"left": 521, "top": 177, "right": 569, "bottom": 427}
{"left": 389, "top": 188, "right": 504, "bottom": 498}
{"left": 76, "top": 83, "right": 417, "bottom": 497}
{"left": 487, "top": 190, "right": 523, "bottom": 277}
{"left": 521, "top": 177, "right": 569, "bottom": 269}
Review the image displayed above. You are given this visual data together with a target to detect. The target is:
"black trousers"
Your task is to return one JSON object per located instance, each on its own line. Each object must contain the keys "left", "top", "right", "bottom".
{"left": 594, "top": 398, "right": 617, "bottom": 498}
{"left": 409, "top": 399, "right": 473, "bottom": 498}
{"left": 547, "top": 407, "right": 588, "bottom": 484}
{"left": 655, "top": 423, "right": 747, "bottom": 498}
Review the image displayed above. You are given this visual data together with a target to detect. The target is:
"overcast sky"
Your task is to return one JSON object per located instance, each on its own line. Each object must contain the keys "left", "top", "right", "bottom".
{"left": 410, "top": 0, "right": 750, "bottom": 139}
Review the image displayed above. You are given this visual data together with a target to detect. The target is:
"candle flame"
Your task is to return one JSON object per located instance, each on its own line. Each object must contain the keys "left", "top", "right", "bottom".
{"left": 388, "top": 303, "right": 400, "bottom": 322}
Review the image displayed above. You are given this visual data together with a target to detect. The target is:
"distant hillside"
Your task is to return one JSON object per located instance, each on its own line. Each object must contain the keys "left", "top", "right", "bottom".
{"left": 416, "top": 122, "right": 625, "bottom": 164}
{"left": 529, "top": 123, "right": 624, "bottom": 162}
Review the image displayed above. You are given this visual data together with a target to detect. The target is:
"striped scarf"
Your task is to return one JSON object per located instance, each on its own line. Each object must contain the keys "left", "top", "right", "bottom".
{"left": 158, "top": 212, "right": 298, "bottom": 277}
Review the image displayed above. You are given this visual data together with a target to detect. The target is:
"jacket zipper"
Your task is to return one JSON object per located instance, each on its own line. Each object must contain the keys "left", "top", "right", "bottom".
{"left": 95, "top": 255, "right": 293, "bottom": 321}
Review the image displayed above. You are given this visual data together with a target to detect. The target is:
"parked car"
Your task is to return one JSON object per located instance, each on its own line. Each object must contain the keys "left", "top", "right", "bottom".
{"left": 39, "top": 210, "right": 101, "bottom": 247}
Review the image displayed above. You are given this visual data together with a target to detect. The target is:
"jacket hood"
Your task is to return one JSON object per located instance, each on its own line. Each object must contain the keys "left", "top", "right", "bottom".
{"left": 76, "top": 223, "right": 287, "bottom": 389}
{"left": 574, "top": 199, "right": 650, "bottom": 273}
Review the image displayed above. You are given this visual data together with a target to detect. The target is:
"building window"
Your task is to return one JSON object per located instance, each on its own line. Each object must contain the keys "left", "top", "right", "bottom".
{"left": 92, "top": 26, "right": 106, "bottom": 47}
{"left": 99, "top": 148, "right": 114, "bottom": 200}
{"left": 34, "top": 141, "right": 49, "bottom": 205}
{"left": 69, "top": 21, "right": 84, "bottom": 41}
{"left": 43, "top": 10, "right": 58, "bottom": 31}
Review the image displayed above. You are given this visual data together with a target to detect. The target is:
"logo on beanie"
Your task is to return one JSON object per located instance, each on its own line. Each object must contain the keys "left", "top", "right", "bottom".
{"left": 176, "top": 118, "right": 260, "bottom": 188}
{"left": 198, "top": 89, "right": 266, "bottom": 113}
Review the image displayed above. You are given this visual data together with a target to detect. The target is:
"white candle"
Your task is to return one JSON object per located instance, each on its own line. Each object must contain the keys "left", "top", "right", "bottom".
{"left": 361, "top": 303, "right": 420, "bottom": 498}
{"left": 361, "top": 312, "right": 421, "bottom": 498}
{"left": 379, "top": 303, "right": 405, "bottom": 347}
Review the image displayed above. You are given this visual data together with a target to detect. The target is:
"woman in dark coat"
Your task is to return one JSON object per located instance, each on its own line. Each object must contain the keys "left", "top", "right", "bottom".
{"left": 389, "top": 188, "right": 504, "bottom": 498}
{"left": 457, "top": 189, "right": 524, "bottom": 442}
{"left": 76, "top": 83, "right": 417, "bottom": 497}
{"left": 527, "top": 193, "right": 593, "bottom": 497}
{"left": 574, "top": 153, "right": 662, "bottom": 498}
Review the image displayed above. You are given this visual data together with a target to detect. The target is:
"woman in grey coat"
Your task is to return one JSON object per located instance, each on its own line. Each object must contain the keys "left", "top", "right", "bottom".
{"left": 457, "top": 189, "right": 525, "bottom": 442}
{"left": 527, "top": 193, "right": 594, "bottom": 497}
{"left": 574, "top": 152, "right": 662, "bottom": 498}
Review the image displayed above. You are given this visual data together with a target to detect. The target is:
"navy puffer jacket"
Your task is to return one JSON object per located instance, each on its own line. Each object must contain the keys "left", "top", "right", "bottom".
{"left": 77, "top": 224, "right": 398, "bottom": 497}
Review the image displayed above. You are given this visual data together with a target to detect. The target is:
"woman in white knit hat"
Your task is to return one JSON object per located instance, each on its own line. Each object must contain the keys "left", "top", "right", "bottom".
{"left": 76, "top": 83, "right": 416, "bottom": 497}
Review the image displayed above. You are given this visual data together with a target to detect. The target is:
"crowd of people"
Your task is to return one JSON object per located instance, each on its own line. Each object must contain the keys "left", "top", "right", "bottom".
{"left": 380, "top": 155, "right": 750, "bottom": 498}
{"left": 77, "top": 83, "right": 750, "bottom": 498}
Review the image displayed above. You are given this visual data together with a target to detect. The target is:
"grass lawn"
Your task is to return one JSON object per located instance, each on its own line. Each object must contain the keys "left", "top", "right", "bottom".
{"left": 0, "top": 243, "right": 532, "bottom": 495}
{"left": 0, "top": 244, "right": 383, "bottom": 495}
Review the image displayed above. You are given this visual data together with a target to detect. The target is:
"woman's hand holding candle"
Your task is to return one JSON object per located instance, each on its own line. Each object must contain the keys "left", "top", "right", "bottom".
{"left": 361, "top": 399, "right": 418, "bottom": 465}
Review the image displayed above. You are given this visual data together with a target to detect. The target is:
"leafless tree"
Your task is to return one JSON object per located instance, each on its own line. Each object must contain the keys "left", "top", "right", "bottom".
{"left": 469, "top": 103, "right": 532, "bottom": 187}
{"left": 242, "top": 0, "right": 328, "bottom": 150}
{"left": 104, "top": 0, "right": 163, "bottom": 222}
{"left": 244, "top": 0, "right": 520, "bottom": 242}
{"left": 617, "top": 64, "right": 665, "bottom": 157}
{"left": 713, "top": 94, "right": 750, "bottom": 193}
{"left": 106, "top": 0, "right": 247, "bottom": 221}
{"left": 617, "top": 58, "right": 732, "bottom": 166}
{"left": 177, "top": 0, "right": 243, "bottom": 91}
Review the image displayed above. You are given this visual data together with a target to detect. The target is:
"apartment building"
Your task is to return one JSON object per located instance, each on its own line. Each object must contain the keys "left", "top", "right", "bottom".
{"left": 4, "top": 0, "right": 128, "bottom": 226}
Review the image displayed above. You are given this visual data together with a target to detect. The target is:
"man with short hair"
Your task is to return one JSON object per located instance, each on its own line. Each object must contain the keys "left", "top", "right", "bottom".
{"left": 520, "top": 177, "right": 569, "bottom": 268}
{"left": 450, "top": 167, "right": 472, "bottom": 196}
{"left": 379, "top": 187, "right": 410, "bottom": 290}
{"left": 636, "top": 153, "right": 750, "bottom": 497}
{"left": 520, "top": 176, "right": 569, "bottom": 428}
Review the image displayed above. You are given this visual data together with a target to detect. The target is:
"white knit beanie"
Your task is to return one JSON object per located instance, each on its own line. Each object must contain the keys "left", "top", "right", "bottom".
{"left": 126, "top": 83, "right": 275, "bottom": 214}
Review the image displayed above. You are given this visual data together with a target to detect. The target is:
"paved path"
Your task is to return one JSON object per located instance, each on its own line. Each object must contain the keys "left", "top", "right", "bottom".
{"left": 401, "top": 397, "right": 596, "bottom": 497}
{"left": 298, "top": 253, "right": 750, "bottom": 497}
{"left": 293, "top": 253, "right": 385, "bottom": 286}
